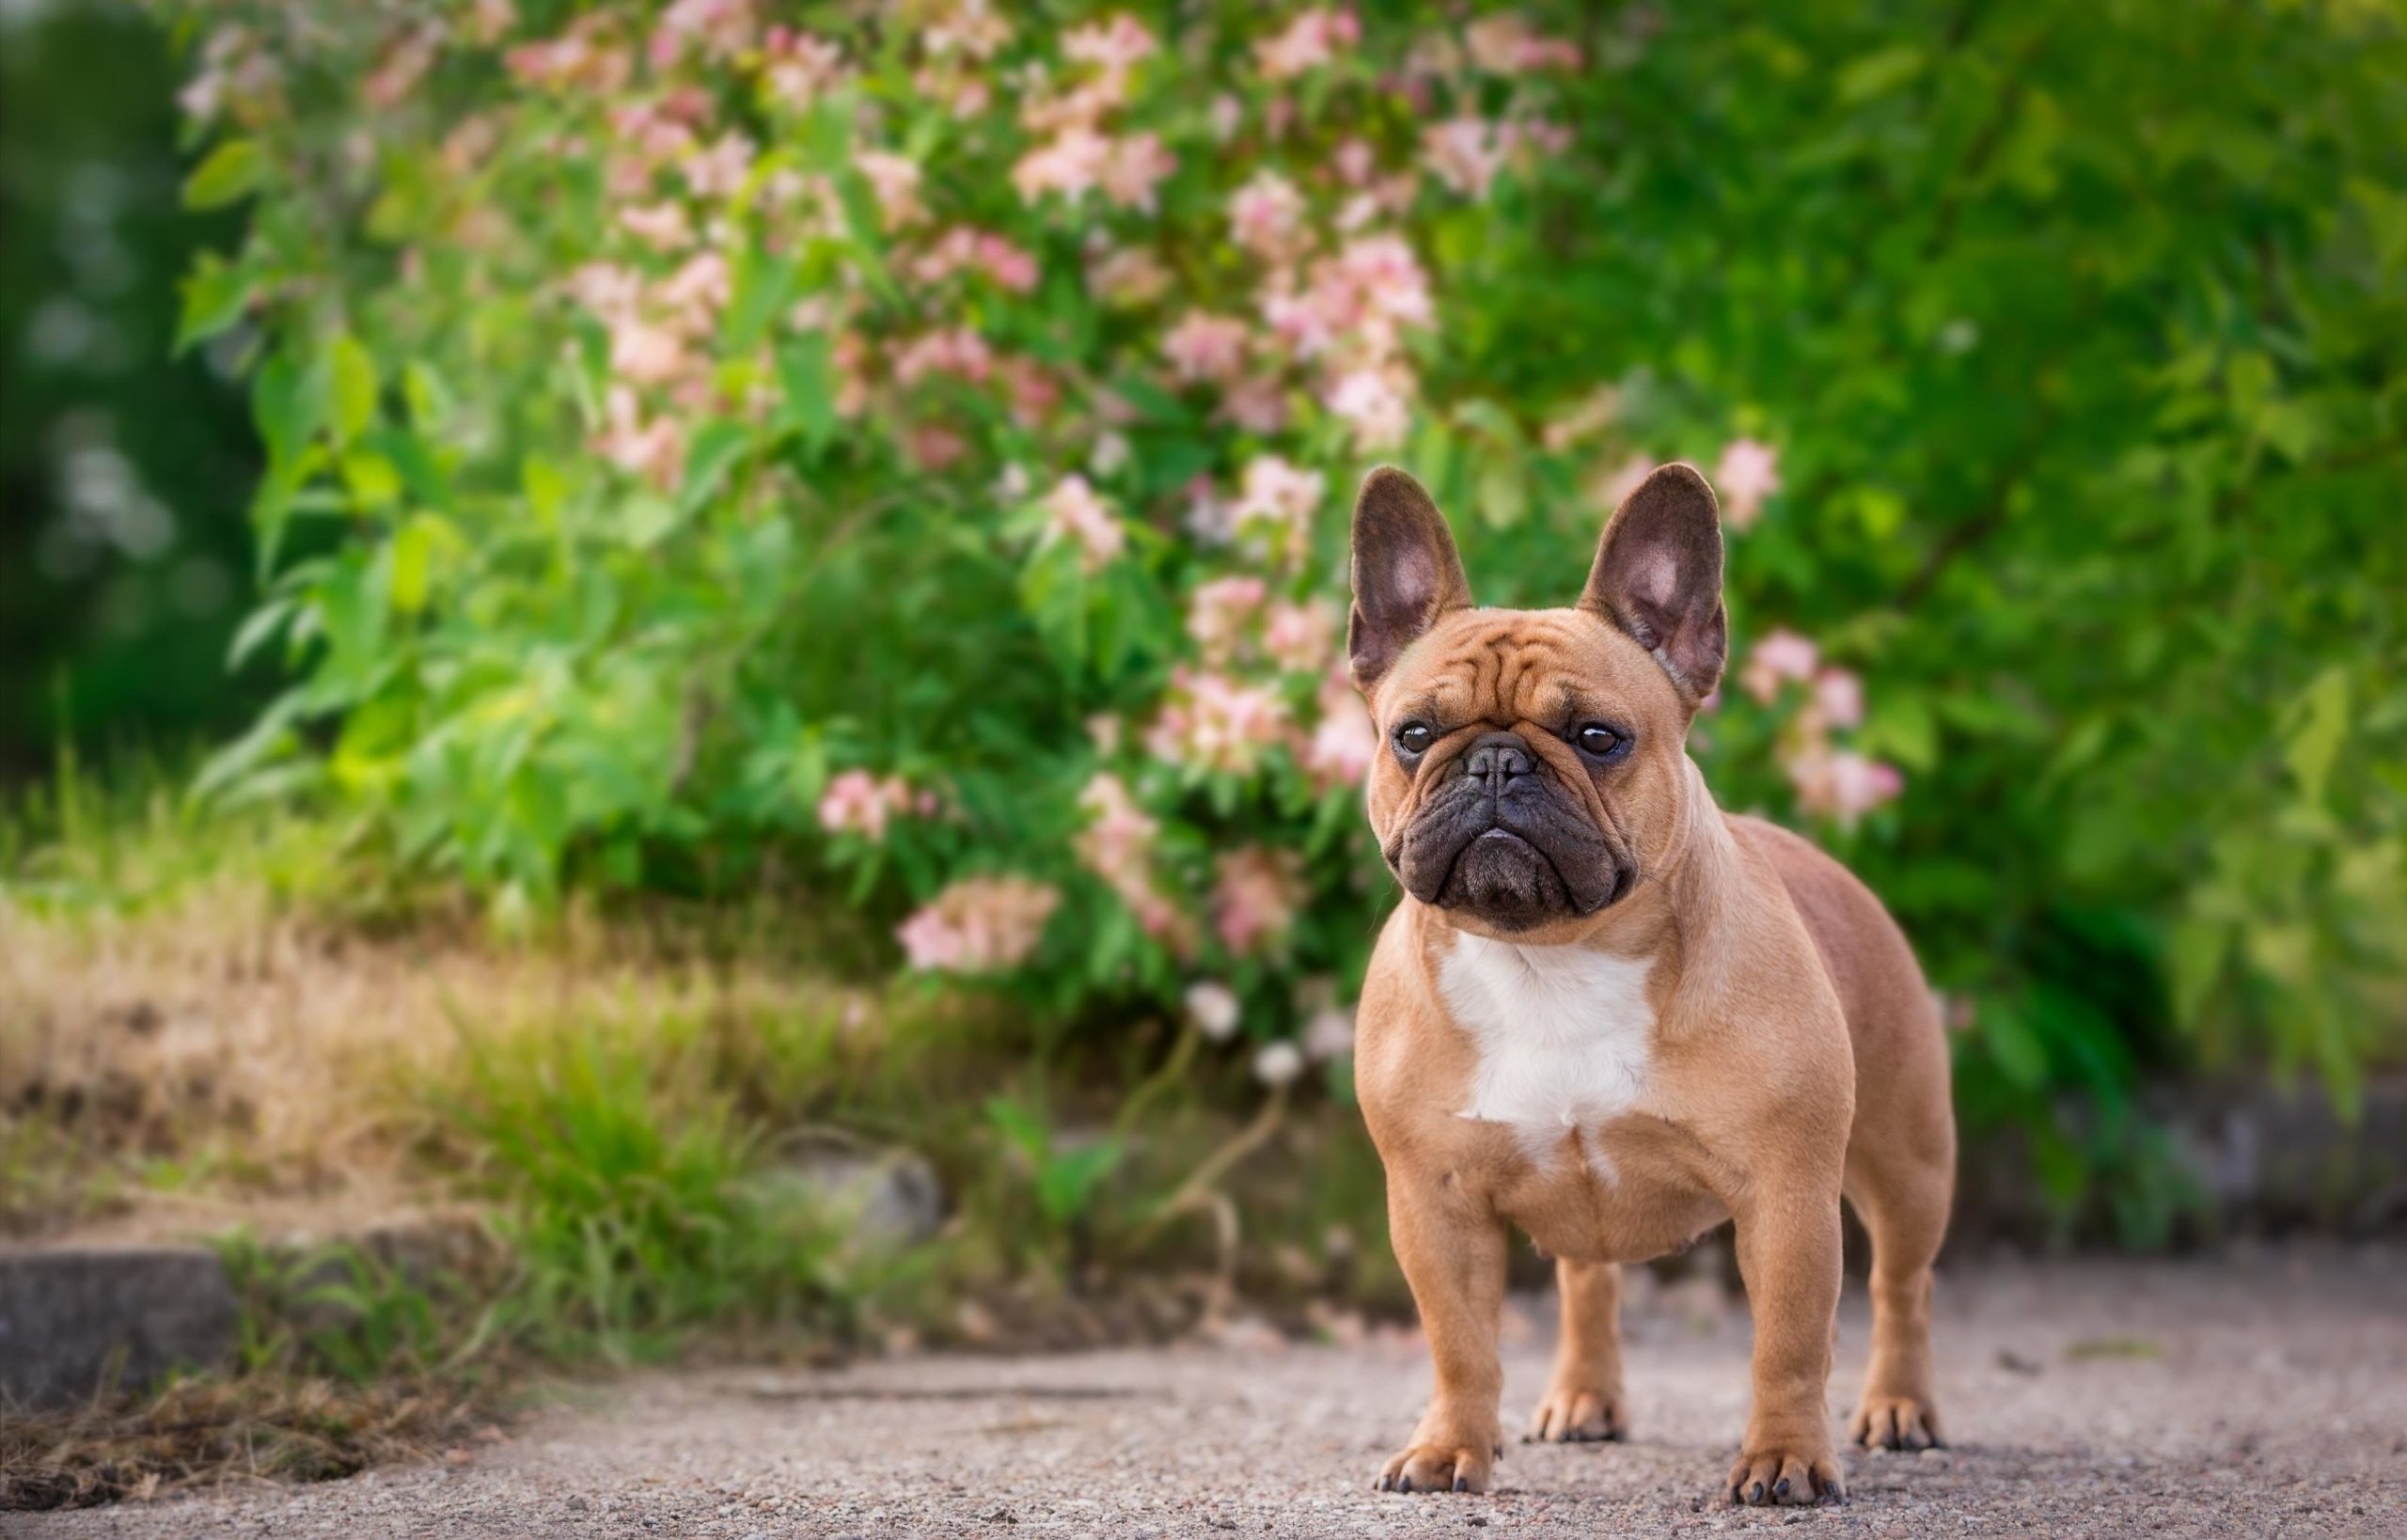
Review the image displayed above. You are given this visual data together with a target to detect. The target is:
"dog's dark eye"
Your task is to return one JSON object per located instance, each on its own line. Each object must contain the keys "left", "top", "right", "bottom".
{"left": 1577, "top": 724, "right": 1624, "bottom": 758}
{"left": 1393, "top": 722, "right": 1434, "bottom": 757}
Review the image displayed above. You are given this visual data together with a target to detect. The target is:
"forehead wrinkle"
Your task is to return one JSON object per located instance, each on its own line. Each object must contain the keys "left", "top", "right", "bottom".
{"left": 1465, "top": 638, "right": 1500, "bottom": 713}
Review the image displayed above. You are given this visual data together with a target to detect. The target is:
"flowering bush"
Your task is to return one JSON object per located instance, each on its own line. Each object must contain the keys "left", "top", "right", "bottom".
{"left": 166, "top": 1, "right": 2405, "bottom": 1148}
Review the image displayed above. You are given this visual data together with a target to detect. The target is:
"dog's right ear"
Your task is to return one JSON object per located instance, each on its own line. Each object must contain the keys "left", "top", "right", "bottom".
{"left": 1348, "top": 466, "right": 1473, "bottom": 693}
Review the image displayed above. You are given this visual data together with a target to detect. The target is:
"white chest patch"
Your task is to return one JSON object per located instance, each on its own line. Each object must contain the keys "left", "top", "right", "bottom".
{"left": 1439, "top": 932, "right": 1658, "bottom": 1154}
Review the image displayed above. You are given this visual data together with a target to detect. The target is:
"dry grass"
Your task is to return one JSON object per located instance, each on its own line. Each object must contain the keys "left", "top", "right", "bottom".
{"left": 0, "top": 872, "right": 903, "bottom": 1240}
{"left": 0, "top": 1371, "right": 519, "bottom": 1512}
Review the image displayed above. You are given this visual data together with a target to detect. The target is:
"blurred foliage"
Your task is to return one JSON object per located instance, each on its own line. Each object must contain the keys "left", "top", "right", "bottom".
{"left": 0, "top": 0, "right": 265, "bottom": 773}
{"left": 52, "top": 0, "right": 2407, "bottom": 1232}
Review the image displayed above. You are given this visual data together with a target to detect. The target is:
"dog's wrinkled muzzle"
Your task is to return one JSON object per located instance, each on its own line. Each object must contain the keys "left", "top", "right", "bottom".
{"left": 1392, "top": 731, "right": 1627, "bottom": 929}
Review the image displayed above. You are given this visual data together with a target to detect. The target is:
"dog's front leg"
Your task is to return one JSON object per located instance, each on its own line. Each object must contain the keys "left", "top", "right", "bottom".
{"left": 1376, "top": 1171, "right": 1507, "bottom": 1495}
{"left": 1727, "top": 1184, "right": 1847, "bottom": 1507}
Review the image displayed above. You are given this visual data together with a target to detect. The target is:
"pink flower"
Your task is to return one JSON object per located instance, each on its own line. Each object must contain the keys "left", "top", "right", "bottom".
{"left": 1219, "top": 376, "right": 1291, "bottom": 434}
{"left": 684, "top": 132, "right": 756, "bottom": 199}
{"left": 976, "top": 231, "right": 1039, "bottom": 291}
{"left": 1713, "top": 438, "right": 1782, "bottom": 528}
{"left": 1255, "top": 8, "right": 1358, "bottom": 80}
{"left": 1037, "top": 475, "right": 1126, "bottom": 573}
{"left": 1145, "top": 667, "right": 1291, "bottom": 777}
{"left": 652, "top": 0, "right": 754, "bottom": 66}
{"left": 1230, "top": 170, "right": 1310, "bottom": 262}
{"left": 594, "top": 385, "right": 683, "bottom": 488}
{"left": 619, "top": 202, "right": 694, "bottom": 251}
{"left": 1326, "top": 367, "right": 1412, "bottom": 452}
{"left": 905, "top": 423, "right": 969, "bottom": 470}
{"left": 1302, "top": 999, "right": 1356, "bottom": 1061}
{"left": 924, "top": 1, "right": 1011, "bottom": 60}
{"left": 1164, "top": 312, "right": 1252, "bottom": 385}
{"left": 1099, "top": 132, "right": 1177, "bottom": 212}
{"left": 1213, "top": 845, "right": 1303, "bottom": 954}
{"left": 660, "top": 251, "right": 731, "bottom": 313}
{"left": 1465, "top": 16, "right": 1581, "bottom": 73}
{"left": 912, "top": 228, "right": 1041, "bottom": 292}
{"left": 506, "top": 17, "right": 632, "bottom": 92}
{"left": 1422, "top": 117, "right": 1510, "bottom": 199}
{"left": 764, "top": 27, "right": 847, "bottom": 101}
{"left": 1012, "top": 125, "right": 1112, "bottom": 204}
{"left": 1739, "top": 627, "right": 1820, "bottom": 703}
{"left": 608, "top": 318, "right": 688, "bottom": 385}
{"left": 890, "top": 326, "right": 993, "bottom": 386}
{"left": 818, "top": 769, "right": 917, "bottom": 841}
{"left": 1813, "top": 668, "right": 1865, "bottom": 730}
{"left": 997, "top": 356, "right": 1060, "bottom": 428}
{"left": 1335, "top": 233, "right": 1434, "bottom": 327}
{"left": 1075, "top": 775, "right": 1192, "bottom": 951}
{"left": 1263, "top": 597, "right": 1339, "bottom": 674}
{"left": 1188, "top": 575, "right": 1269, "bottom": 662}
{"left": 1788, "top": 748, "right": 1904, "bottom": 827}
{"left": 1075, "top": 773, "right": 1157, "bottom": 877}
{"left": 1183, "top": 475, "right": 1235, "bottom": 545}
{"left": 1303, "top": 681, "right": 1378, "bottom": 790}
{"left": 1062, "top": 13, "right": 1157, "bottom": 77}
{"left": 1087, "top": 244, "right": 1172, "bottom": 306}
{"left": 1186, "top": 980, "right": 1241, "bottom": 1040}
{"left": 855, "top": 150, "right": 926, "bottom": 229}
{"left": 1230, "top": 455, "right": 1328, "bottom": 565}
{"left": 364, "top": 27, "right": 439, "bottom": 110}
{"left": 895, "top": 875, "right": 1061, "bottom": 973}
{"left": 1253, "top": 1040, "right": 1308, "bottom": 1086}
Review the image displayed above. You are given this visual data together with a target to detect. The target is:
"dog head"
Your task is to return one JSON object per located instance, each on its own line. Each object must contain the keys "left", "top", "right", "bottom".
{"left": 1347, "top": 464, "right": 1727, "bottom": 940}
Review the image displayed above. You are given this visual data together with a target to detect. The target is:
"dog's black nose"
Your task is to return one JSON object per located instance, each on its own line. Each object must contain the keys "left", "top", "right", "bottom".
{"left": 1463, "top": 731, "right": 1534, "bottom": 785}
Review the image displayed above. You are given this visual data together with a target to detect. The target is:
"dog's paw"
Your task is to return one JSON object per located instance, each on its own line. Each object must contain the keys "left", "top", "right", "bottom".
{"left": 1523, "top": 1385, "right": 1626, "bottom": 1443}
{"left": 1374, "top": 1439, "right": 1497, "bottom": 1495}
{"left": 1849, "top": 1394, "right": 1943, "bottom": 1452}
{"left": 1725, "top": 1446, "right": 1845, "bottom": 1507}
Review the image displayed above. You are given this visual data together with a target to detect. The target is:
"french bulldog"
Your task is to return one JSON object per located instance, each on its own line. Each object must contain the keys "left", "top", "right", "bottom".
{"left": 1345, "top": 464, "right": 1955, "bottom": 1507}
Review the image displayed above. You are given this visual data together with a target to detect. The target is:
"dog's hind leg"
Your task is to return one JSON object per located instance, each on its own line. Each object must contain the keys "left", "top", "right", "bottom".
{"left": 1525, "top": 1258, "right": 1628, "bottom": 1442}
{"left": 1843, "top": 1130, "right": 1952, "bottom": 1452}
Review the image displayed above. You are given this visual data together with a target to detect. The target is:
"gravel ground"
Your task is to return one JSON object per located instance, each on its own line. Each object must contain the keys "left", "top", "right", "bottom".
{"left": 18, "top": 1246, "right": 2405, "bottom": 1540}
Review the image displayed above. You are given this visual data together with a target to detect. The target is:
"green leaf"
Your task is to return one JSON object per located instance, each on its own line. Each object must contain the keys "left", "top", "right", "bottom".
{"left": 2283, "top": 668, "right": 2349, "bottom": 805}
{"left": 775, "top": 334, "right": 836, "bottom": 454}
{"left": 331, "top": 333, "right": 379, "bottom": 440}
{"left": 339, "top": 448, "right": 402, "bottom": 511}
{"left": 523, "top": 454, "right": 570, "bottom": 526}
{"left": 390, "top": 516, "right": 436, "bottom": 615}
{"left": 1834, "top": 45, "right": 1924, "bottom": 103}
{"left": 183, "top": 138, "right": 266, "bottom": 209}
{"left": 678, "top": 420, "right": 752, "bottom": 515}
{"left": 226, "top": 596, "right": 298, "bottom": 670}
{"left": 175, "top": 253, "right": 254, "bottom": 353}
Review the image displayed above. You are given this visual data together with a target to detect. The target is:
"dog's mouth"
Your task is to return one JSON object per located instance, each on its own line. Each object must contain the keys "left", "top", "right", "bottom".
{"left": 1394, "top": 809, "right": 1630, "bottom": 932}
{"left": 1435, "top": 828, "right": 1573, "bottom": 926}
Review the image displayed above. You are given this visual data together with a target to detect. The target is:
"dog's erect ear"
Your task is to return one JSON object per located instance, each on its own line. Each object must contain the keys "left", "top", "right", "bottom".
{"left": 1348, "top": 466, "right": 1474, "bottom": 693}
{"left": 1580, "top": 463, "right": 1727, "bottom": 704}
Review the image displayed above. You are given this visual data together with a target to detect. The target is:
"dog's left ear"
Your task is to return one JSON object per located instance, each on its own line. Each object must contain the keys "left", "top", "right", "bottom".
{"left": 1580, "top": 463, "right": 1726, "bottom": 705}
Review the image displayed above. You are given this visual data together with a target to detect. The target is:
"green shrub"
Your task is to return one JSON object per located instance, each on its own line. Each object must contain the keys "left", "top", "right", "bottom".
{"left": 158, "top": 0, "right": 2405, "bottom": 1166}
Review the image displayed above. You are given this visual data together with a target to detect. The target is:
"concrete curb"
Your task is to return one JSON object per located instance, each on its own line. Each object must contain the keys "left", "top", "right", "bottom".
{"left": 0, "top": 1245, "right": 241, "bottom": 1409}
{"left": 0, "top": 1151, "right": 948, "bottom": 1410}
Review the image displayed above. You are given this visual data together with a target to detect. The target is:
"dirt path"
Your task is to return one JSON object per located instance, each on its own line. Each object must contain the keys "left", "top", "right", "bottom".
{"left": 19, "top": 1247, "right": 2405, "bottom": 1539}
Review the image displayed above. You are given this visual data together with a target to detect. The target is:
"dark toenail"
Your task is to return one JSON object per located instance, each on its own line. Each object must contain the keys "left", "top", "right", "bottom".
{"left": 1454, "top": 1477, "right": 1468, "bottom": 1493}
{"left": 1774, "top": 1478, "right": 1790, "bottom": 1498}
{"left": 1748, "top": 1482, "right": 1765, "bottom": 1502}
